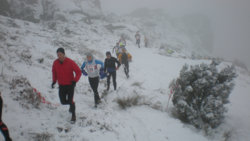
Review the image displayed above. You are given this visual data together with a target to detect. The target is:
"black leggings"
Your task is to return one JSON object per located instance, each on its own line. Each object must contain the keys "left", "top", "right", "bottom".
{"left": 88, "top": 77, "right": 100, "bottom": 104}
{"left": 123, "top": 63, "right": 129, "bottom": 77}
{"left": 136, "top": 39, "right": 140, "bottom": 48}
{"left": 59, "top": 85, "right": 75, "bottom": 115}
{"left": 0, "top": 96, "right": 12, "bottom": 141}
{"left": 107, "top": 71, "right": 117, "bottom": 90}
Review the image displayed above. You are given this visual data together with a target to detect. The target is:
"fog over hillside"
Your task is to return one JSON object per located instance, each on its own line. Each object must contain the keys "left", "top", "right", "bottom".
{"left": 103, "top": 0, "right": 250, "bottom": 69}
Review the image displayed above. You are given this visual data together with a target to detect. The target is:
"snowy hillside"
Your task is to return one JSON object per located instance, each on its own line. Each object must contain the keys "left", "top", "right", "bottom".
{"left": 0, "top": 2, "right": 250, "bottom": 141}
{"left": 1, "top": 0, "right": 102, "bottom": 22}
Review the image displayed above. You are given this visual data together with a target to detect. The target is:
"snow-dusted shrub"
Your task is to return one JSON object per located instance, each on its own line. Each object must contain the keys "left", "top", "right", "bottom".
{"left": 20, "top": 50, "right": 32, "bottom": 64}
{"left": 10, "top": 76, "right": 41, "bottom": 109}
{"left": 116, "top": 95, "right": 142, "bottom": 109}
{"left": 40, "top": 0, "right": 56, "bottom": 21}
{"left": 104, "top": 24, "right": 126, "bottom": 33}
{"left": 131, "top": 81, "right": 143, "bottom": 88}
{"left": 223, "top": 130, "right": 233, "bottom": 141}
{"left": 116, "top": 91, "right": 163, "bottom": 110}
{"left": 29, "top": 132, "right": 54, "bottom": 141}
{"left": 37, "top": 58, "right": 44, "bottom": 64}
{"left": 0, "top": 32, "right": 6, "bottom": 41}
{"left": 170, "top": 60, "right": 237, "bottom": 130}
{"left": 0, "top": 0, "right": 11, "bottom": 16}
{"left": 142, "top": 100, "right": 163, "bottom": 111}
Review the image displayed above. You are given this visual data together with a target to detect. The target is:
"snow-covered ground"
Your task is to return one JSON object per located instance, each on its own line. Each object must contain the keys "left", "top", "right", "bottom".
{"left": 0, "top": 13, "right": 250, "bottom": 141}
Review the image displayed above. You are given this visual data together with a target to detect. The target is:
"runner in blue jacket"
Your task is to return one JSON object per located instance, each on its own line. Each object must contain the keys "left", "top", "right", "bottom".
{"left": 81, "top": 53, "right": 105, "bottom": 107}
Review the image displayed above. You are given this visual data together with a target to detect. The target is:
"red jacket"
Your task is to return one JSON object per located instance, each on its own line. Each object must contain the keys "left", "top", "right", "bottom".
{"left": 52, "top": 57, "right": 81, "bottom": 85}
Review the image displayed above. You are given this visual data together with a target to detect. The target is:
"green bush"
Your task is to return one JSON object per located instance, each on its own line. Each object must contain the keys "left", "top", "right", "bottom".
{"left": 170, "top": 60, "right": 237, "bottom": 130}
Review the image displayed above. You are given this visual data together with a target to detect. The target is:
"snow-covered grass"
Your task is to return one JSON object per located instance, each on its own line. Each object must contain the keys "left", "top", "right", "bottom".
{"left": 0, "top": 14, "right": 250, "bottom": 141}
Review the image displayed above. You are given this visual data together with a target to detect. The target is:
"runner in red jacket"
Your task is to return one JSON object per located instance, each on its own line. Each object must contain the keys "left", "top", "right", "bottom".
{"left": 52, "top": 48, "right": 81, "bottom": 123}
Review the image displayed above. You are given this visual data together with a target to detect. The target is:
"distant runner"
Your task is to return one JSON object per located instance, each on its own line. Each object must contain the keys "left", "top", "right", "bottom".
{"left": 135, "top": 31, "right": 141, "bottom": 48}
{"left": 118, "top": 48, "right": 132, "bottom": 78}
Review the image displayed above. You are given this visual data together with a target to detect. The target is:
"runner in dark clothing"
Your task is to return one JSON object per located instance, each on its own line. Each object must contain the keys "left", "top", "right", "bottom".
{"left": 0, "top": 92, "right": 12, "bottom": 141}
{"left": 52, "top": 48, "right": 81, "bottom": 123}
{"left": 104, "top": 51, "right": 121, "bottom": 91}
{"left": 135, "top": 31, "right": 141, "bottom": 48}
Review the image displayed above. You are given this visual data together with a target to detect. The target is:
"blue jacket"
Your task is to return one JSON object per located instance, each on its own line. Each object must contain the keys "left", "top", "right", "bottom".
{"left": 81, "top": 59, "right": 104, "bottom": 78}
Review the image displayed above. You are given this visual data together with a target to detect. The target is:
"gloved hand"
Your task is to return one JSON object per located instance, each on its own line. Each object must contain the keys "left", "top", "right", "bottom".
{"left": 82, "top": 70, "right": 88, "bottom": 76}
{"left": 99, "top": 68, "right": 104, "bottom": 75}
{"left": 99, "top": 68, "right": 106, "bottom": 79}
{"left": 72, "top": 81, "right": 76, "bottom": 88}
{"left": 51, "top": 82, "right": 56, "bottom": 89}
{"left": 100, "top": 73, "right": 107, "bottom": 79}
{"left": 100, "top": 68, "right": 104, "bottom": 72}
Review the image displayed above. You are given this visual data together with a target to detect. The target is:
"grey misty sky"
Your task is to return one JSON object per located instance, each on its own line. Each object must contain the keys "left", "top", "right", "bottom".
{"left": 101, "top": 0, "right": 206, "bottom": 15}
{"left": 102, "top": 0, "right": 250, "bottom": 68}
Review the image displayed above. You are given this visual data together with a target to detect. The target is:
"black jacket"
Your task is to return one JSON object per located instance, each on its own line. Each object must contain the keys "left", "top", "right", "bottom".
{"left": 104, "top": 57, "right": 121, "bottom": 72}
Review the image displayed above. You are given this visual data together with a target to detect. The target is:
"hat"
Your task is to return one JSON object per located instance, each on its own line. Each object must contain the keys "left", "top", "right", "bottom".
{"left": 56, "top": 48, "right": 65, "bottom": 54}
{"left": 86, "top": 52, "right": 93, "bottom": 57}
{"left": 86, "top": 52, "right": 94, "bottom": 61}
{"left": 106, "top": 51, "right": 111, "bottom": 56}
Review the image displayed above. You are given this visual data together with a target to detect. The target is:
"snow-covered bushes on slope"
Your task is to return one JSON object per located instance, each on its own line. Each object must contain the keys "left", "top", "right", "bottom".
{"left": 0, "top": 0, "right": 103, "bottom": 23}
{"left": 9, "top": 76, "right": 41, "bottom": 109}
{"left": 40, "top": 0, "right": 57, "bottom": 21}
{"left": 0, "top": 0, "right": 11, "bottom": 16}
{"left": 116, "top": 93, "right": 163, "bottom": 111}
{"left": 29, "top": 132, "right": 54, "bottom": 141}
{"left": 116, "top": 95, "right": 142, "bottom": 109}
{"left": 170, "top": 60, "right": 237, "bottom": 130}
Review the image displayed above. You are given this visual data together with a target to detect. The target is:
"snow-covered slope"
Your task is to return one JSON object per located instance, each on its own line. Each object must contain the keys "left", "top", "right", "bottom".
{"left": 0, "top": 14, "right": 250, "bottom": 141}
{"left": 1, "top": 0, "right": 102, "bottom": 22}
